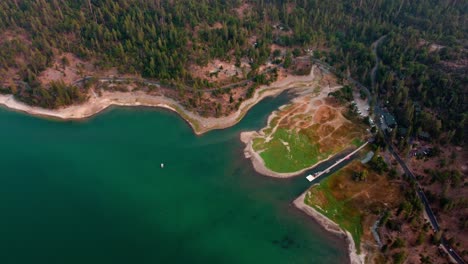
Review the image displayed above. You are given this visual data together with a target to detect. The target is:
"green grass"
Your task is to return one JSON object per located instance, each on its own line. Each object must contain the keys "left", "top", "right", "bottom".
{"left": 253, "top": 128, "right": 325, "bottom": 173}
{"left": 313, "top": 85, "right": 321, "bottom": 94}
{"left": 304, "top": 175, "right": 363, "bottom": 252}
{"left": 252, "top": 137, "right": 264, "bottom": 149}
{"left": 351, "top": 138, "right": 364, "bottom": 147}
{"left": 263, "top": 127, "right": 273, "bottom": 135}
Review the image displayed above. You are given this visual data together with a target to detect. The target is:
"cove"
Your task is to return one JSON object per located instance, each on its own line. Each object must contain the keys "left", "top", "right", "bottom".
{"left": 0, "top": 93, "right": 347, "bottom": 264}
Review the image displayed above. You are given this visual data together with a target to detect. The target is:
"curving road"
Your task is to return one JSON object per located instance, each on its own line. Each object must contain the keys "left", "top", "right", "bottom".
{"left": 72, "top": 63, "right": 282, "bottom": 93}
{"left": 369, "top": 37, "right": 465, "bottom": 264}
{"left": 3, "top": 63, "right": 281, "bottom": 95}
{"left": 311, "top": 38, "right": 465, "bottom": 264}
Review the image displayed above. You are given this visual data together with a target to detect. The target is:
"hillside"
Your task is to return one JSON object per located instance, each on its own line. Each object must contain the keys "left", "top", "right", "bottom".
{"left": 0, "top": 1, "right": 465, "bottom": 138}
{"left": 0, "top": 1, "right": 467, "bottom": 263}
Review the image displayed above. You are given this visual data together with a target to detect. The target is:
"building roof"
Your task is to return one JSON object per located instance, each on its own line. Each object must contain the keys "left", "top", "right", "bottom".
{"left": 383, "top": 112, "right": 397, "bottom": 127}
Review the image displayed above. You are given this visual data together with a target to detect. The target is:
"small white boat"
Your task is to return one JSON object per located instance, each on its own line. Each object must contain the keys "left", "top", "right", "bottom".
{"left": 161, "top": 163, "right": 164, "bottom": 168}
{"left": 306, "top": 174, "right": 315, "bottom": 182}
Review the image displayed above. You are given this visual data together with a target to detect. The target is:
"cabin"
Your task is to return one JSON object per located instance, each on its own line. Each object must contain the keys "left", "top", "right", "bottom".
{"left": 413, "top": 146, "right": 432, "bottom": 157}
{"left": 383, "top": 112, "right": 397, "bottom": 128}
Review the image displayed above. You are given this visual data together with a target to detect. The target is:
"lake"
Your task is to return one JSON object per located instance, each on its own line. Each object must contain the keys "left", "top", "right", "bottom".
{"left": 0, "top": 93, "right": 347, "bottom": 264}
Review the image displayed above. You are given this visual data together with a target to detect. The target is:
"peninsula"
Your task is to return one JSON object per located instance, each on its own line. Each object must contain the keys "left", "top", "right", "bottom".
{"left": 0, "top": 1, "right": 466, "bottom": 264}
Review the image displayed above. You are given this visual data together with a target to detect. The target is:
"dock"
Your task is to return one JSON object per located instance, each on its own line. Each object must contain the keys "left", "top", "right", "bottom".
{"left": 306, "top": 141, "right": 369, "bottom": 182}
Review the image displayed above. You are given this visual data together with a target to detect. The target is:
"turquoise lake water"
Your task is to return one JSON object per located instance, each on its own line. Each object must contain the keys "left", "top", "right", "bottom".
{"left": 0, "top": 94, "right": 347, "bottom": 264}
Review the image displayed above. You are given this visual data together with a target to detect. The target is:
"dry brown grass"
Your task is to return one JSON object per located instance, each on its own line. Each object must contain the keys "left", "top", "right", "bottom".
{"left": 314, "top": 105, "right": 336, "bottom": 123}
{"left": 233, "top": 2, "right": 252, "bottom": 19}
{"left": 324, "top": 96, "right": 341, "bottom": 107}
{"left": 317, "top": 123, "right": 335, "bottom": 136}
{"left": 326, "top": 161, "right": 403, "bottom": 211}
{"left": 306, "top": 160, "right": 403, "bottom": 252}
{"left": 407, "top": 143, "right": 468, "bottom": 255}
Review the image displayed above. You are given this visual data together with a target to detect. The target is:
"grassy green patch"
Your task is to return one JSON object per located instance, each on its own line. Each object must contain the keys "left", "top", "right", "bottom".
{"left": 263, "top": 127, "right": 273, "bottom": 135}
{"left": 351, "top": 138, "right": 364, "bottom": 147}
{"left": 269, "top": 117, "right": 280, "bottom": 128}
{"left": 305, "top": 174, "right": 363, "bottom": 252}
{"left": 252, "top": 137, "right": 264, "bottom": 149}
{"left": 253, "top": 128, "right": 325, "bottom": 173}
{"left": 313, "top": 85, "right": 321, "bottom": 94}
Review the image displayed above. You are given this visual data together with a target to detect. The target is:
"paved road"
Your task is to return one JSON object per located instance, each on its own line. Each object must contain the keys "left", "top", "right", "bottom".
{"left": 369, "top": 38, "right": 464, "bottom": 264}
{"left": 312, "top": 39, "right": 465, "bottom": 264}
{"left": 6, "top": 47, "right": 465, "bottom": 263}
{"left": 384, "top": 131, "right": 464, "bottom": 263}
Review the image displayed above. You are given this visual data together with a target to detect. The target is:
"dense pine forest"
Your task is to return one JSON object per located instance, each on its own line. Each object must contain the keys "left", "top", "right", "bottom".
{"left": 0, "top": 0, "right": 466, "bottom": 143}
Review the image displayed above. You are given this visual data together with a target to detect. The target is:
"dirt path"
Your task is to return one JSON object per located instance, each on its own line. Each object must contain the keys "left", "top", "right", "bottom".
{"left": 349, "top": 182, "right": 378, "bottom": 200}
{"left": 370, "top": 35, "right": 387, "bottom": 89}
{"left": 240, "top": 81, "right": 351, "bottom": 179}
{"left": 265, "top": 101, "right": 308, "bottom": 142}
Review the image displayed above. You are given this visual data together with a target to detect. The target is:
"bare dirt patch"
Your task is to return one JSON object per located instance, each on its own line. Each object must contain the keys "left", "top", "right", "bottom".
{"left": 246, "top": 70, "right": 369, "bottom": 174}
{"left": 188, "top": 59, "right": 250, "bottom": 84}
{"left": 233, "top": 3, "right": 252, "bottom": 19}
{"left": 270, "top": 44, "right": 287, "bottom": 54}
{"left": 314, "top": 105, "right": 336, "bottom": 123}
{"left": 38, "top": 52, "right": 88, "bottom": 85}
{"left": 313, "top": 99, "right": 323, "bottom": 106}
{"left": 291, "top": 57, "right": 313, "bottom": 75}
{"left": 0, "top": 29, "right": 31, "bottom": 45}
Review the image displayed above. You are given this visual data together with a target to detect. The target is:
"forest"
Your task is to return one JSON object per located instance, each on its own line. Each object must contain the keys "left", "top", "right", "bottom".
{"left": 0, "top": 0, "right": 466, "bottom": 143}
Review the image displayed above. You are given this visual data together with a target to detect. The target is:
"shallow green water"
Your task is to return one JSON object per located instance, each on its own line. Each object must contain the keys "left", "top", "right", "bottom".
{"left": 0, "top": 94, "right": 347, "bottom": 264}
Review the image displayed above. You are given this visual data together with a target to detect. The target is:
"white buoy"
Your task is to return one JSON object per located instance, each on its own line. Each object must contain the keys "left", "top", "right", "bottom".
{"left": 161, "top": 163, "right": 164, "bottom": 168}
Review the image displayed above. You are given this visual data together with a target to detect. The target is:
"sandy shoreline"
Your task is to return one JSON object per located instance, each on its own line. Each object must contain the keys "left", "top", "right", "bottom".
{"left": 293, "top": 191, "right": 365, "bottom": 264}
{"left": 0, "top": 66, "right": 318, "bottom": 135}
{"left": 239, "top": 74, "right": 345, "bottom": 178}
{"left": 1, "top": 65, "right": 366, "bottom": 263}
{"left": 240, "top": 130, "right": 337, "bottom": 178}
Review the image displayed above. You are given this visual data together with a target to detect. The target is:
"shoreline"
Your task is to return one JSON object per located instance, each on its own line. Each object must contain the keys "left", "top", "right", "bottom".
{"left": 0, "top": 65, "right": 364, "bottom": 262}
{"left": 293, "top": 191, "right": 366, "bottom": 264}
{"left": 0, "top": 66, "right": 318, "bottom": 136}
{"left": 240, "top": 130, "right": 337, "bottom": 178}
{"left": 239, "top": 78, "right": 346, "bottom": 179}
